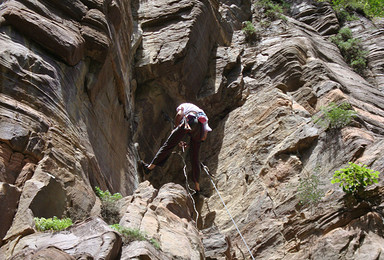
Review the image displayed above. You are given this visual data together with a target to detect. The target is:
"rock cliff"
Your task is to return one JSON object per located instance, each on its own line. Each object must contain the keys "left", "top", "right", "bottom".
{"left": 1, "top": 0, "right": 384, "bottom": 259}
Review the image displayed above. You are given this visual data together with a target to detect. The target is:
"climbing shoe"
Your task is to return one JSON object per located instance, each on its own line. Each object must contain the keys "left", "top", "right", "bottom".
{"left": 194, "top": 189, "right": 210, "bottom": 198}
{"left": 140, "top": 161, "right": 152, "bottom": 175}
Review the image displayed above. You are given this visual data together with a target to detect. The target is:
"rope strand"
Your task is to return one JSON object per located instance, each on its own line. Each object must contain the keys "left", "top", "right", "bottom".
{"left": 201, "top": 163, "right": 256, "bottom": 260}
{"left": 173, "top": 151, "right": 199, "bottom": 227}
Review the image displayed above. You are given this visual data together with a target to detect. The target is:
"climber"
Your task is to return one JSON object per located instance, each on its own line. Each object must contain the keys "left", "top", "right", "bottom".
{"left": 141, "top": 103, "right": 212, "bottom": 192}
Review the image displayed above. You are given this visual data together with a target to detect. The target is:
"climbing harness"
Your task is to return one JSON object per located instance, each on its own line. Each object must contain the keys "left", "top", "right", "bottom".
{"left": 201, "top": 163, "right": 256, "bottom": 260}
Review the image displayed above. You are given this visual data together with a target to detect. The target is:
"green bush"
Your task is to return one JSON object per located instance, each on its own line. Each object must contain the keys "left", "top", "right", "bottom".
{"left": 331, "top": 27, "right": 368, "bottom": 75}
{"left": 34, "top": 216, "right": 73, "bottom": 231}
{"left": 317, "top": 0, "right": 384, "bottom": 18}
{"left": 313, "top": 102, "right": 357, "bottom": 129}
{"left": 95, "top": 186, "right": 123, "bottom": 201}
{"left": 297, "top": 172, "right": 325, "bottom": 206}
{"left": 331, "top": 162, "right": 380, "bottom": 194}
{"left": 242, "top": 21, "right": 259, "bottom": 42}
{"left": 110, "top": 224, "right": 160, "bottom": 249}
{"left": 256, "top": 0, "right": 289, "bottom": 21}
{"left": 330, "top": 0, "right": 384, "bottom": 18}
{"left": 95, "top": 186, "right": 122, "bottom": 225}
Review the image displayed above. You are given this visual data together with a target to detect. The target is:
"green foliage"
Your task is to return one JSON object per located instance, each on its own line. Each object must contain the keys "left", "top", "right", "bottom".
{"left": 318, "top": 0, "right": 384, "bottom": 18}
{"left": 313, "top": 102, "right": 357, "bottom": 130}
{"left": 110, "top": 224, "right": 161, "bottom": 249}
{"left": 331, "top": 27, "right": 368, "bottom": 75}
{"left": 256, "top": 0, "right": 290, "bottom": 21}
{"left": 95, "top": 186, "right": 123, "bottom": 201}
{"left": 34, "top": 216, "right": 73, "bottom": 232}
{"left": 95, "top": 186, "right": 122, "bottom": 225}
{"left": 331, "top": 162, "right": 380, "bottom": 194}
{"left": 242, "top": 21, "right": 259, "bottom": 42}
{"left": 297, "top": 171, "right": 325, "bottom": 206}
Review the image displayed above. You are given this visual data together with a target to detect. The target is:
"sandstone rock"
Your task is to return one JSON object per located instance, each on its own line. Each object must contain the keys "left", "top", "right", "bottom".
{"left": 120, "top": 181, "right": 204, "bottom": 259}
{"left": 202, "top": 226, "right": 231, "bottom": 260}
{"left": 1, "top": 1, "right": 85, "bottom": 66}
{"left": 134, "top": 0, "right": 233, "bottom": 190}
{"left": 346, "top": 17, "right": 384, "bottom": 90}
{"left": 0, "top": 183, "right": 21, "bottom": 245}
{"left": 14, "top": 162, "right": 36, "bottom": 188}
{"left": 198, "top": 6, "right": 384, "bottom": 258}
{"left": 121, "top": 240, "right": 171, "bottom": 260}
{"left": 46, "top": 0, "right": 88, "bottom": 21}
{"left": 1, "top": 0, "right": 384, "bottom": 259}
{"left": 9, "top": 246, "right": 76, "bottom": 260}
{"left": 292, "top": 2, "right": 339, "bottom": 36}
{"left": 3, "top": 169, "right": 67, "bottom": 241}
{"left": 2, "top": 217, "right": 121, "bottom": 259}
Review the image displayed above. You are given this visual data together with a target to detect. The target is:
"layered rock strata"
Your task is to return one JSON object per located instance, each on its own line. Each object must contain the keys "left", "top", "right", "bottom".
{"left": 1, "top": 0, "right": 384, "bottom": 259}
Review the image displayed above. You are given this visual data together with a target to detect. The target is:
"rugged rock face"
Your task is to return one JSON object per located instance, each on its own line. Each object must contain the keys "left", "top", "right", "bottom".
{"left": 0, "top": 0, "right": 137, "bottom": 242}
{"left": 1, "top": 0, "right": 384, "bottom": 259}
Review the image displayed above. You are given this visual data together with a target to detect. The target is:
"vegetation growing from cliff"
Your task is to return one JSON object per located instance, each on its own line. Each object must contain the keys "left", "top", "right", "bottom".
{"left": 313, "top": 102, "right": 357, "bottom": 130}
{"left": 331, "top": 162, "right": 380, "bottom": 195}
{"left": 95, "top": 186, "right": 122, "bottom": 225}
{"left": 255, "top": 0, "right": 290, "bottom": 22}
{"left": 242, "top": 21, "right": 260, "bottom": 42}
{"left": 110, "top": 224, "right": 160, "bottom": 249}
{"left": 325, "top": 0, "right": 384, "bottom": 18}
{"left": 297, "top": 168, "right": 325, "bottom": 207}
{"left": 34, "top": 216, "right": 73, "bottom": 231}
{"left": 331, "top": 27, "right": 368, "bottom": 75}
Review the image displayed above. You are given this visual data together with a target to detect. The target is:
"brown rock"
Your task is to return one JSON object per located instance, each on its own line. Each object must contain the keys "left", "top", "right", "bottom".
{"left": 46, "top": 0, "right": 88, "bottom": 21}
{"left": 0, "top": 183, "right": 21, "bottom": 245}
{"left": 202, "top": 226, "right": 231, "bottom": 259}
{"left": 81, "top": 24, "right": 110, "bottom": 62}
{"left": 292, "top": 2, "right": 339, "bottom": 35}
{"left": 1, "top": 1, "right": 85, "bottom": 65}
{"left": 120, "top": 181, "right": 204, "bottom": 259}
{"left": 10, "top": 246, "right": 76, "bottom": 260}
{"left": 2, "top": 217, "right": 121, "bottom": 259}
{"left": 121, "top": 240, "right": 171, "bottom": 260}
{"left": 4, "top": 170, "right": 66, "bottom": 241}
{"left": 14, "top": 163, "right": 36, "bottom": 188}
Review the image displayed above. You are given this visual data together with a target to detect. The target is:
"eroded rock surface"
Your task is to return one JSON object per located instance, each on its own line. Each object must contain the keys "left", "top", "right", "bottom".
{"left": 119, "top": 181, "right": 206, "bottom": 260}
{"left": 1, "top": 0, "right": 384, "bottom": 259}
{"left": 1, "top": 217, "right": 121, "bottom": 260}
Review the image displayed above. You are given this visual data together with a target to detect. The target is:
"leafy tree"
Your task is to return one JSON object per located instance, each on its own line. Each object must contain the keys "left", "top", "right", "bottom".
{"left": 331, "top": 162, "right": 380, "bottom": 195}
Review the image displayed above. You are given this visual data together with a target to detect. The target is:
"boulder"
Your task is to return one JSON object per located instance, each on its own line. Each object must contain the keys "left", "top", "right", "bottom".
{"left": 120, "top": 181, "right": 204, "bottom": 259}
{"left": 9, "top": 246, "right": 76, "bottom": 260}
{"left": 2, "top": 217, "right": 121, "bottom": 260}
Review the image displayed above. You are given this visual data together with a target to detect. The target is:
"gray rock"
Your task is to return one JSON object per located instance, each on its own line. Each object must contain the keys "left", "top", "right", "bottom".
{"left": 2, "top": 217, "right": 121, "bottom": 260}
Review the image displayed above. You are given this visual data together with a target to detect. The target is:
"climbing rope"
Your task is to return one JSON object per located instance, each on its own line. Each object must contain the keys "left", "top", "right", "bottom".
{"left": 172, "top": 151, "right": 200, "bottom": 227}
{"left": 201, "top": 163, "right": 256, "bottom": 260}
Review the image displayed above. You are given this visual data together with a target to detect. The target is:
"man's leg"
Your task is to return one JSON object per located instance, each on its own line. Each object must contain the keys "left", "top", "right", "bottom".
{"left": 189, "top": 124, "right": 202, "bottom": 191}
{"left": 150, "top": 125, "right": 188, "bottom": 168}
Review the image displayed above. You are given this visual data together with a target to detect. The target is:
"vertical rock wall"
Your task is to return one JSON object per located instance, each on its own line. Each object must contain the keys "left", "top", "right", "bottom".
{"left": 0, "top": 0, "right": 137, "bottom": 243}
{"left": 1, "top": 0, "right": 384, "bottom": 259}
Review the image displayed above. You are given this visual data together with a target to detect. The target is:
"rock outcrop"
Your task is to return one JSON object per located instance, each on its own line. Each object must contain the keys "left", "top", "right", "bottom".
{"left": 1, "top": 0, "right": 384, "bottom": 259}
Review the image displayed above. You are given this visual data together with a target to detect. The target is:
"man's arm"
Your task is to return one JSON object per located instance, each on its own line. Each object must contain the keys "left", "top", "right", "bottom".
{"left": 201, "top": 130, "right": 208, "bottom": 141}
{"left": 174, "top": 109, "right": 184, "bottom": 127}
